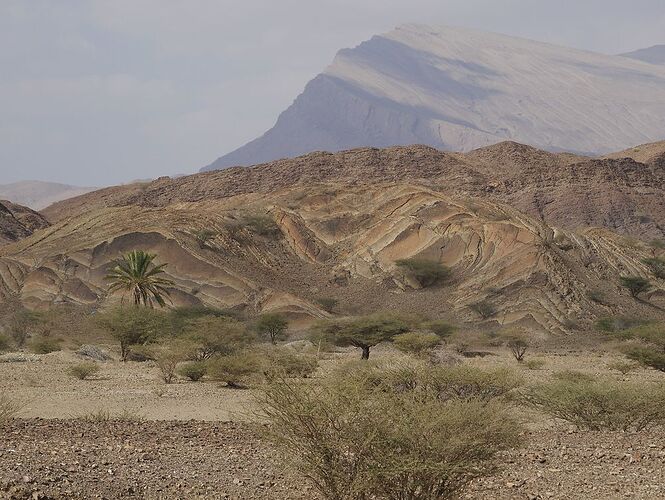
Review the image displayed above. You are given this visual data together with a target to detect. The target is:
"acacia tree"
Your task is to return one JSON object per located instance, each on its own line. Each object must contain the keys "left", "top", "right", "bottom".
{"left": 105, "top": 250, "right": 174, "bottom": 307}
{"left": 620, "top": 276, "right": 652, "bottom": 299}
{"left": 255, "top": 314, "right": 289, "bottom": 344}
{"left": 317, "top": 314, "right": 410, "bottom": 359}
{"left": 97, "top": 306, "right": 169, "bottom": 361}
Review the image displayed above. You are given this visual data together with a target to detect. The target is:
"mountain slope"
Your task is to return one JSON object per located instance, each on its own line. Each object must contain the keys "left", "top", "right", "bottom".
{"left": 5, "top": 142, "right": 663, "bottom": 333}
{"left": 0, "top": 200, "right": 50, "bottom": 246}
{"left": 0, "top": 181, "right": 96, "bottom": 210}
{"left": 621, "top": 45, "right": 665, "bottom": 65}
{"left": 203, "top": 25, "right": 665, "bottom": 171}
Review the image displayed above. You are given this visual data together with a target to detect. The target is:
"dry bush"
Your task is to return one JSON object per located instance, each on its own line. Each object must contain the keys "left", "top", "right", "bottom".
{"left": 185, "top": 315, "right": 254, "bottom": 360}
{"left": 0, "top": 333, "right": 10, "bottom": 352}
{"left": 606, "top": 360, "right": 639, "bottom": 375}
{"left": 178, "top": 361, "right": 207, "bottom": 381}
{"left": 208, "top": 351, "right": 262, "bottom": 388}
{"left": 522, "top": 376, "right": 665, "bottom": 431}
{"left": 524, "top": 358, "right": 546, "bottom": 370}
{"left": 78, "top": 408, "right": 144, "bottom": 422}
{"left": 395, "top": 258, "right": 451, "bottom": 288}
{"left": 154, "top": 342, "right": 192, "bottom": 383}
{"left": 469, "top": 300, "right": 497, "bottom": 319}
{"left": 392, "top": 331, "right": 442, "bottom": 357}
{"left": 29, "top": 336, "right": 62, "bottom": 354}
{"left": 67, "top": 362, "right": 101, "bottom": 380}
{"left": 0, "top": 393, "right": 22, "bottom": 422}
{"left": 258, "top": 365, "right": 520, "bottom": 500}
{"left": 257, "top": 346, "right": 319, "bottom": 379}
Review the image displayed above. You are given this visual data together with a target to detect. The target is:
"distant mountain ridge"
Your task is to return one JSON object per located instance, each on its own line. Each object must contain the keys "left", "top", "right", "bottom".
{"left": 203, "top": 25, "right": 665, "bottom": 172}
{"left": 621, "top": 45, "right": 665, "bottom": 65}
{"left": 0, "top": 181, "right": 96, "bottom": 210}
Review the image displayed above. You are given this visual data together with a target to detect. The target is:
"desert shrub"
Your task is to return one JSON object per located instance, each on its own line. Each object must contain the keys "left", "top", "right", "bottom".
{"left": 626, "top": 323, "right": 665, "bottom": 349}
{"left": 193, "top": 229, "right": 217, "bottom": 249}
{"left": 259, "top": 368, "right": 520, "bottom": 500}
{"left": 522, "top": 376, "right": 665, "bottom": 431}
{"left": 258, "top": 346, "right": 319, "bottom": 379}
{"left": 185, "top": 316, "right": 254, "bottom": 359}
{"left": 5, "top": 309, "right": 41, "bottom": 348}
{"left": 315, "top": 297, "right": 338, "bottom": 313}
{"left": 245, "top": 214, "right": 281, "bottom": 238}
{"left": 178, "top": 361, "right": 207, "bottom": 381}
{"left": 67, "top": 362, "right": 101, "bottom": 380}
{"left": 393, "top": 331, "right": 442, "bottom": 357}
{"left": 0, "top": 333, "right": 10, "bottom": 352}
{"left": 154, "top": 342, "right": 192, "bottom": 383}
{"left": 595, "top": 316, "right": 646, "bottom": 335}
{"left": 624, "top": 347, "right": 665, "bottom": 372}
{"left": 607, "top": 360, "right": 638, "bottom": 375}
{"left": 650, "top": 239, "right": 665, "bottom": 250}
{"left": 255, "top": 313, "right": 289, "bottom": 344}
{"left": 643, "top": 257, "right": 665, "bottom": 279}
{"left": 552, "top": 370, "right": 595, "bottom": 383}
{"left": 524, "top": 358, "right": 546, "bottom": 370}
{"left": 208, "top": 351, "right": 262, "bottom": 388}
{"left": 620, "top": 276, "right": 652, "bottom": 298}
{"left": 353, "top": 363, "right": 521, "bottom": 403}
{"left": 470, "top": 300, "right": 497, "bottom": 319}
{"left": 586, "top": 289, "right": 607, "bottom": 304}
{"left": 395, "top": 258, "right": 451, "bottom": 288}
{"left": 422, "top": 320, "right": 456, "bottom": 341}
{"left": 29, "top": 336, "right": 61, "bottom": 354}
{"left": 0, "top": 393, "right": 21, "bottom": 421}
{"left": 97, "top": 306, "right": 170, "bottom": 362}
{"left": 505, "top": 336, "right": 528, "bottom": 362}
{"left": 313, "top": 313, "right": 411, "bottom": 360}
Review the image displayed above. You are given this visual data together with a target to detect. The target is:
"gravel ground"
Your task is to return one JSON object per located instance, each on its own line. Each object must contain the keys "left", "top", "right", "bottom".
{"left": 2, "top": 420, "right": 665, "bottom": 500}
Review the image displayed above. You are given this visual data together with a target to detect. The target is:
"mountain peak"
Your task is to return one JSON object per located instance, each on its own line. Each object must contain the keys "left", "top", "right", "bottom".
{"left": 202, "top": 25, "right": 665, "bottom": 172}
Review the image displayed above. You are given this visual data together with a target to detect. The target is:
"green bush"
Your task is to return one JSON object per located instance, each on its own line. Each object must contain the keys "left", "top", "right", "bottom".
{"left": 643, "top": 257, "right": 665, "bottom": 279}
{"left": 97, "top": 306, "right": 170, "bottom": 361}
{"left": 178, "top": 361, "right": 207, "bottom": 381}
{"left": 395, "top": 258, "right": 451, "bottom": 288}
{"left": 392, "top": 331, "right": 441, "bottom": 357}
{"left": 185, "top": 316, "right": 254, "bottom": 359}
{"left": 595, "top": 316, "right": 646, "bottom": 334}
{"left": 259, "top": 366, "right": 520, "bottom": 500}
{"left": 620, "top": 276, "right": 652, "bottom": 298}
{"left": 255, "top": 314, "right": 289, "bottom": 344}
{"left": 522, "top": 376, "right": 665, "bottom": 431}
{"left": 207, "top": 351, "right": 262, "bottom": 388}
{"left": 506, "top": 337, "right": 528, "bottom": 362}
{"left": 624, "top": 346, "right": 665, "bottom": 372}
{"left": 29, "top": 336, "right": 61, "bottom": 354}
{"left": 422, "top": 320, "right": 456, "bottom": 340}
{"left": 606, "top": 360, "right": 638, "bottom": 375}
{"left": 470, "top": 300, "right": 497, "bottom": 319}
{"left": 315, "top": 297, "right": 338, "bottom": 313}
{"left": 67, "top": 362, "right": 101, "bottom": 380}
{"left": 258, "top": 347, "right": 319, "bottom": 379}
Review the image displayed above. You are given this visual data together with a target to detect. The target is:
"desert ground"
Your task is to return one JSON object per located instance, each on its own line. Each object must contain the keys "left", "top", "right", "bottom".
{"left": 2, "top": 344, "right": 665, "bottom": 500}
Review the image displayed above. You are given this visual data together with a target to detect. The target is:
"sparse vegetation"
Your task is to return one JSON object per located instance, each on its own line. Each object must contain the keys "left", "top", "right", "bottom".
{"left": 97, "top": 306, "right": 169, "bottom": 362}
{"left": 620, "top": 276, "right": 652, "bottom": 299}
{"left": 259, "top": 364, "right": 520, "bottom": 500}
{"left": 185, "top": 316, "right": 254, "bottom": 359}
{"left": 155, "top": 343, "right": 190, "bottom": 384}
{"left": 315, "top": 297, "right": 338, "bottom": 313}
{"left": 255, "top": 313, "right": 288, "bottom": 344}
{"left": 193, "top": 229, "right": 217, "bottom": 249}
{"left": 606, "top": 360, "right": 638, "bottom": 375}
{"left": 395, "top": 258, "right": 451, "bottom": 287}
{"left": 258, "top": 346, "right": 319, "bottom": 379}
{"left": 67, "top": 362, "right": 101, "bottom": 380}
{"left": 105, "top": 250, "right": 174, "bottom": 307}
{"left": 178, "top": 361, "right": 207, "bottom": 381}
{"left": 0, "top": 393, "right": 21, "bottom": 421}
{"left": 643, "top": 257, "right": 665, "bottom": 279}
{"left": 313, "top": 313, "right": 410, "bottom": 359}
{"left": 208, "top": 351, "right": 262, "bottom": 388}
{"left": 470, "top": 300, "right": 497, "bottom": 319}
{"left": 524, "top": 358, "right": 546, "bottom": 370}
{"left": 522, "top": 376, "right": 665, "bottom": 431}
{"left": 504, "top": 334, "right": 528, "bottom": 362}
{"left": 423, "top": 320, "right": 456, "bottom": 341}
{"left": 29, "top": 336, "right": 61, "bottom": 354}
{"left": 0, "top": 333, "right": 10, "bottom": 352}
{"left": 587, "top": 289, "right": 607, "bottom": 305}
{"left": 393, "top": 331, "right": 442, "bottom": 357}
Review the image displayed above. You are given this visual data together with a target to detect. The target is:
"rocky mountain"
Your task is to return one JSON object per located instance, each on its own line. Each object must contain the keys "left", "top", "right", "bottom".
{"left": 203, "top": 25, "right": 665, "bottom": 171}
{"left": 621, "top": 45, "right": 665, "bottom": 65}
{"left": 3, "top": 141, "right": 663, "bottom": 334}
{"left": 0, "top": 200, "right": 50, "bottom": 246}
{"left": 0, "top": 181, "right": 96, "bottom": 210}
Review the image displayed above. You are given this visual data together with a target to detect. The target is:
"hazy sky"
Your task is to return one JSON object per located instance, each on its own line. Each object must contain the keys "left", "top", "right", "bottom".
{"left": 1, "top": 0, "right": 664, "bottom": 186}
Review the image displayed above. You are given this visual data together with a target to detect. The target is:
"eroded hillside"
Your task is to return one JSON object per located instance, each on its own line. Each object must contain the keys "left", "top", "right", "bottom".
{"left": 2, "top": 141, "right": 664, "bottom": 334}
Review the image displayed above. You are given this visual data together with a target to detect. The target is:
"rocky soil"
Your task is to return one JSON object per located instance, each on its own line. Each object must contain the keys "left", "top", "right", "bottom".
{"left": 1, "top": 419, "right": 664, "bottom": 500}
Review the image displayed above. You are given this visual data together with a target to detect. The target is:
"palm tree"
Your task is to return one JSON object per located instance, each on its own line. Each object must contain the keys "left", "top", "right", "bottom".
{"left": 105, "top": 250, "right": 174, "bottom": 307}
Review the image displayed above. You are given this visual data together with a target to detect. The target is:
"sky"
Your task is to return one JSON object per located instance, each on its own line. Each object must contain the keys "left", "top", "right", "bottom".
{"left": 1, "top": 0, "right": 664, "bottom": 186}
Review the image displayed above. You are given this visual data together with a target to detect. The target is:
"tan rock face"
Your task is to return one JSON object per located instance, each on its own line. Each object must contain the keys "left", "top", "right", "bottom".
{"left": 3, "top": 142, "right": 664, "bottom": 332}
